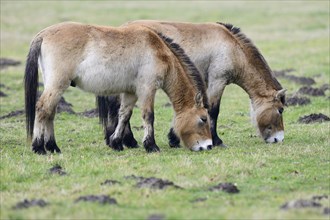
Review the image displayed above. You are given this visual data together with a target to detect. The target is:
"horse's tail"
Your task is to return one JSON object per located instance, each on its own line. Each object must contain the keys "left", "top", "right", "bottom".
{"left": 24, "top": 37, "right": 43, "bottom": 139}
{"left": 96, "top": 96, "right": 109, "bottom": 130}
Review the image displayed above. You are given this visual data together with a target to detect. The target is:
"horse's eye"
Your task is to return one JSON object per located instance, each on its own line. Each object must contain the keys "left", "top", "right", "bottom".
{"left": 278, "top": 107, "right": 284, "bottom": 114}
{"left": 200, "top": 115, "right": 207, "bottom": 124}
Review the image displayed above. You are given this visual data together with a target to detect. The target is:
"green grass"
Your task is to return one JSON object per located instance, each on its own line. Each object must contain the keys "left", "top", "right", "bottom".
{"left": 1, "top": 1, "right": 329, "bottom": 219}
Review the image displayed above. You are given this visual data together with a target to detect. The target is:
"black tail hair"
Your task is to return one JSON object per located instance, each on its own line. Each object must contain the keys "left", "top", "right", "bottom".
{"left": 96, "top": 96, "right": 109, "bottom": 130}
{"left": 24, "top": 37, "right": 43, "bottom": 139}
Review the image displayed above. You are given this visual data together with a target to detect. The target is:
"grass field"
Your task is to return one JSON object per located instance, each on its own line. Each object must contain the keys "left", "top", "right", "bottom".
{"left": 1, "top": 1, "right": 329, "bottom": 219}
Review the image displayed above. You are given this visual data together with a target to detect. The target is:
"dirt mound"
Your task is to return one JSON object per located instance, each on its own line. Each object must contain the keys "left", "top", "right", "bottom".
{"left": 125, "top": 175, "right": 182, "bottom": 190}
{"left": 280, "top": 199, "right": 322, "bottom": 210}
{"left": 56, "top": 96, "right": 75, "bottom": 114}
{"left": 0, "top": 58, "right": 21, "bottom": 70}
{"left": 298, "top": 86, "right": 325, "bottom": 96}
{"left": 147, "top": 214, "right": 165, "bottom": 220}
{"left": 312, "top": 195, "right": 328, "bottom": 201}
{"left": 12, "top": 199, "right": 48, "bottom": 209}
{"left": 209, "top": 182, "right": 240, "bottom": 193}
{"left": 162, "top": 102, "right": 172, "bottom": 108}
{"left": 286, "top": 95, "right": 311, "bottom": 106}
{"left": 0, "top": 110, "right": 24, "bottom": 120}
{"left": 78, "top": 108, "right": 98, "bottom": 117}
{"left": 100, "top": 179, "right": 121, "bottom": 186}
{"left": 273, "top": 69, "right": 315, "bottom": 85}
{"left": 298, "top": 113, "right": 330, "bottom": 124}
{"left": 0, "top": 91, "right": 7, "bottom": 97}
{"left": 191, "top": 197, "right": 207, "bottom": 203}
{"left": 75, "top": 195, "right": 117, "bottom": 205}
{"left": 320, "top": 84, "right": 330, "bottom": 92}
{"left": 49, "top": 165, "right": 67, "bottom": 176}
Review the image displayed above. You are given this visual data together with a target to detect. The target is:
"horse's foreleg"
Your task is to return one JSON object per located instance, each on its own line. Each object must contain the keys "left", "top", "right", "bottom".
{"left": 208, "top": 90, "right": 226, "bottom": 147}
{"left": 32, "top": 89, "right": 62, "bottom": 154}
{"left": 140, "top": 90, "right": 159, "bottom": 153}
{"left": 167, "top": 127, "right": 181, "bottom": 148}
{"left": 109, "top": 93, "right": 137, "bottom": 151}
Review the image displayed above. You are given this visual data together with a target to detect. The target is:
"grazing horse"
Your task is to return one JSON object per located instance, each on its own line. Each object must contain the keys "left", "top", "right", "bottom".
{"left": 98, "top": 20, "right": 286, "bottom": 148}
{"left": 24, "top": 22, "right": 212, "bottom": 154}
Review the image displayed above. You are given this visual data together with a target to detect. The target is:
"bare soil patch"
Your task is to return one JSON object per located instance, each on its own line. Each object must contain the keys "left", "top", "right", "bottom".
{"left": 298, "top": 113, "right": 330, "bottom": 124}
{"left": 286, "top": 95, "right": 311, "bottom": 106}
{"left": 191, "top": 197, "right": 207, "bottom": 203}
{"left": 162, "top": 102, "right": 172, "bottom": 108}
{"left": 209, "top": 182, "right": 240, "bottom": 193}
{"left": 78, "top": 108, "right": 98, "bottom": 118}
{"left": 75, "top": 195, "right": 117, "bottom": 205}
{"left": 100, "top": 179, "right": 121, "bottom": 186}
{"left": 0, "top": 58, "right": 21, "bottom": 70}
{"left": 49, "top": 165, "right": 67, "bottom": 176}
{"left": 273, "top": 69, "right": 315, "bottom": 85}
{"left": 0, "top": 110, "right": 24, "bottom": 120}
{"left": 280, "top": 199, "right": 322, "bottom": 210}
{"left": 12, "top": 199, "right": 48, "bottom": 209}
{"left": 0, "top": 91, "right": 7, "bottom": 97}
{"left": 298, "top": 86, "right": 325, "bottom": 96}
{"left": 125, "top": 175, "right": 182, "bottom": 190}
{"left": 147, "top": 214, "right": 165, "bottom": 220}
{"left": 56, "top": 96, "right": 75, "bottom": 114}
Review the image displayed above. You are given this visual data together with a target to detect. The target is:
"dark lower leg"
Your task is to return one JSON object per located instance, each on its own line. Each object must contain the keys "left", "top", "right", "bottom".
{"left": 209, "top": 102, "right": 225, "bottom": 147}
{"left": 142, "top": 111, "right": 159, "bottom": 153}
{"left": 167, "top": 128, "right": 180, "bottom": 148}
{"left": 32, "top": 134, "right": 46, "bottom": 155}
{"left": 123, "top": 122, "right": 138, "bottom": 148}
{"left": 109, "top": 94, "right": 136, "bottom": 151}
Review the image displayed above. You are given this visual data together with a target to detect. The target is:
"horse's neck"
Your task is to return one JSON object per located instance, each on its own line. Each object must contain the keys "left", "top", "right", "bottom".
{"left": 163, "top": 67, "right": 196, "bottom": 113}
{"left": 231, "top": 49, "right": 277, "bottom": 108}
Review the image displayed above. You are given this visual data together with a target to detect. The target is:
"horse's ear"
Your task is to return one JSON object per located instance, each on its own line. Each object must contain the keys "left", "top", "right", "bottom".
{"left": 275, "top": 89, "right": 286, "bottom": 104}
{"left": 195, "top": 92, "right": 204, "bottom": 108}
{"left": 275, "top": 89, "right": 286, "bottom": 99}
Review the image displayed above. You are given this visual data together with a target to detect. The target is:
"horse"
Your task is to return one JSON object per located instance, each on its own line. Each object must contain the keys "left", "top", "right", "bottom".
{"left": 24, "top": 22, "right": 213, "bottom": 154}
{"left": 97, "top": 20, "right": 286, "bottom": 148}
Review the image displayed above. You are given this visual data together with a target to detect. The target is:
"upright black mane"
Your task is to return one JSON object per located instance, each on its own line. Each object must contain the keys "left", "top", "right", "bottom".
{"left": 217, "top": 22, "right": 283, "bottom": 91}
{"left": 156, "top": 32, "right": 209, "bottom": 108}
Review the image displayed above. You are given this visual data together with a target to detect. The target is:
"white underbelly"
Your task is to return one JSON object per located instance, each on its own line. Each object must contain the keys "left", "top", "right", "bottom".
{"left": 74, "top": 55, "right": 137, "bottom": 95}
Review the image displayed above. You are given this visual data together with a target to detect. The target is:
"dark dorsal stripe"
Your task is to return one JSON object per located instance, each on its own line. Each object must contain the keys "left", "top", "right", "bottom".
{"left": 156, "top": 32, "right": 209, "bottom": 108}
{"left": 217, "top": 22, "right": 283, "bottom": 91}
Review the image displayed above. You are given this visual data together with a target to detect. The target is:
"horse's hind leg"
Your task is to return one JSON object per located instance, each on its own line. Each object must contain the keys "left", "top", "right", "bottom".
{"left": 109, "top": 93, "right": 137, "bottom": 151}
{"left": 105, "top": 95, "right": 138, "bottom": 148}
{"left": 32, "top": 88, "right": 65, "bottom": 154}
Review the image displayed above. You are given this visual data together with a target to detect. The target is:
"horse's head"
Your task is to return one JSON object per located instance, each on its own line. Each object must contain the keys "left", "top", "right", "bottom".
{"left": 174, "top": 93, "right": 213, "bottom": 151}
{"left": 253, "top": 89, "right": 286, "bottom": 143}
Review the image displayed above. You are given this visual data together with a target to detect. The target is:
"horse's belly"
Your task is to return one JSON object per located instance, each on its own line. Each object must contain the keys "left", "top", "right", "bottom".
{"left": 74, "top": 61, "right": 136, "bottom": 95}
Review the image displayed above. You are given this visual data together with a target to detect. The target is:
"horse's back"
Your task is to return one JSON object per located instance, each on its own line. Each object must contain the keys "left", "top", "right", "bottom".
{"left": 36, "top": 22, "right": 169, "bottom": 95}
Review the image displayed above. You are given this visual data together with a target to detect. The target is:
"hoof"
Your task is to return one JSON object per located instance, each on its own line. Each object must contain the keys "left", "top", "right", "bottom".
{"left": 109, "top": 136, "right": 124, "bottom": 151}
{"left": 32, "top": 138, "right": 46, "bottom": 155}
{"left": 32, "top": 146, "right": 46, "bottom": 155}
{"left": 123, "top": 136, "right": 139, "bottom": 148}
{"left": 167, "top": 128, "right": 181, "bottom": 148}
{"left": 145, "top": 144, "right": 160, "bottom": 153}
{"left": 212, "top": 136, "right": 226, "bottom": 148}
{"left": 45, "top": 139, "right": 61, "bottom": 153}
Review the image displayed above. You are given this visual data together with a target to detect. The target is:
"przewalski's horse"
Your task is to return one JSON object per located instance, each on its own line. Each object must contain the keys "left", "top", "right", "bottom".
{"left": 24, "top": 22, "right": 212, "bottom": 154}
{"left": 98, "top": 21, "right": 286, "bottom": 148}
